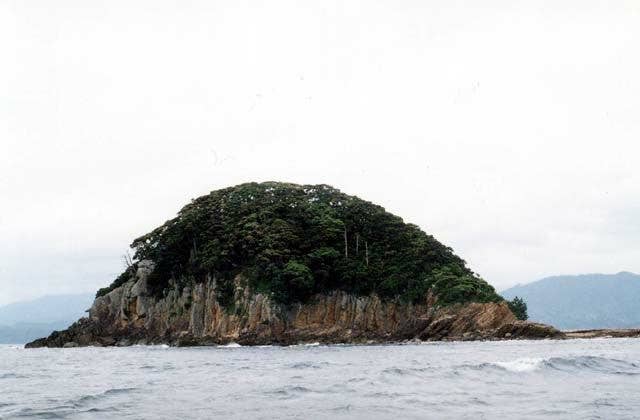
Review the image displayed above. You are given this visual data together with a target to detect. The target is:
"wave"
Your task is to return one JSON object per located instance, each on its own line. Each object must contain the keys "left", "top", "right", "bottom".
{"left": 9, "top": 390, "right": 133, "bottom": 419}
{"left": 12, "top": 405, "right": 120, "bottom": 418}
{"left": 0, "top": 372, "right": 29, "bottom": 379}
{"left": 287, "top": 361, "right": 329, "bottom": 369}
{"left": 381, "top": 366, "right": 429, "bottom": 376}
{"left": 70, "top": 387, "right": 138, "bottom": 407}
{"left": 543, "top": 356, "right": 640, "bottom": 374}
{"left": 287, "top": 342, "right": 322, "bottom": 348}
{"left": 494, "top": 358, "right": 546, "bottom": 373}
{"left": 10, "top": 408, "right": 69, "bottom": 418}
{"left": 263, "top": 385, "right": 312, "bottom": 399}
{"left": 2, "top": 345, "right": 24, "bottom": 350}
{"left": 470, "top": 356, "right": 640, "bottom": 375}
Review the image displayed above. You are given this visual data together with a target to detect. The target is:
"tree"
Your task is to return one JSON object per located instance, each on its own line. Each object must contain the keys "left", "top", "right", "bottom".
{"left": 281, "top": 261, "right": 314, "bottom": 302}
{"left": 508, "top": 296, "right": 528, "bottom": 320}
{"left": 426, "top": 265, "right": 501, "bottom": 306}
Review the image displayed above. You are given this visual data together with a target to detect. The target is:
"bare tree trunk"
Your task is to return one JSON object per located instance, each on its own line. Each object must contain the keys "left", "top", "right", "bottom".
{"left": 344, "top": 225, "right": 348, "bottom": 259}
{"left": 356, "top": 233, "right": 359, "bottom": 255}
{"left": 365, "top": 241, "right": 369, "bottom": 267}
{"left": 122, "top": 252, "right": 134, "bottom": 268}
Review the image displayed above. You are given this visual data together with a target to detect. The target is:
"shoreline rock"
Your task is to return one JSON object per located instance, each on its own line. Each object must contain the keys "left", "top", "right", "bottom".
{"left": 26, "top": 261, "right": 565, "bottom": 348}
{"left": 564, "top": 329, "right": 640, "bottom": 339}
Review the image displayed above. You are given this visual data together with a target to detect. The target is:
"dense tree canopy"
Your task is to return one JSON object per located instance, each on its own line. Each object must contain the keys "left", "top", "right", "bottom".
{"left": 97, "top": 182, "right": 502, "bottom": 307}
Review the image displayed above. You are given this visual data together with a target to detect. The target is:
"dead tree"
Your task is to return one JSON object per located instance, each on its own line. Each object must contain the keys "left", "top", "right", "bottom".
{"left": 122, "top": 251, "right": 134, "bottom": 269}
{"left": 343, "top": 225, "right": 348, "bottom": 259}
{"left": 365, "top": 240, "right": 369, "bottom": 267}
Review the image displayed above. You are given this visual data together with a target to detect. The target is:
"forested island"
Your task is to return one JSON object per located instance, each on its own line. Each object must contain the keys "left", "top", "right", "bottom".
{"left": 27, "top": 182, "right": 557, "bottom": 348}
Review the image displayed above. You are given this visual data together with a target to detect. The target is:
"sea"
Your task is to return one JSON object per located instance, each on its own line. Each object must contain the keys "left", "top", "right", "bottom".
{"left": 1, "top": 338, "right": 639, "bottom": 419}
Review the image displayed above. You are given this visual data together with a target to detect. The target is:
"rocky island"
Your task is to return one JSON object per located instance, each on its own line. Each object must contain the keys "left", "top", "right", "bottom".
{"left": 27, "top": 182, "right": 561, "bottom": 348}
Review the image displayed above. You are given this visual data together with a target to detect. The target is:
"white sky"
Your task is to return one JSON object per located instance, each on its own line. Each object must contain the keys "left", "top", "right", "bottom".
{"left": 1, "top": 0, "right": 639, "bottom": 305}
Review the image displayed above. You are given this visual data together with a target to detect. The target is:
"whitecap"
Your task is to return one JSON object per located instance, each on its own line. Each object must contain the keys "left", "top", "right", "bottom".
{"left": 286, "top": 342, "right": 321, "bottom": 348}
{"left": 3, "top": 345, "right": 24, "bottom": 350}
{"left": 494, "top": 357, "right": 545, "bottom": 373}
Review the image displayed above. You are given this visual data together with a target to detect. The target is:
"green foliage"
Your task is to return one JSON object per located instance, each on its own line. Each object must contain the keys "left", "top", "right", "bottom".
{"left": 122, "top": 182, "right": 502, "bottom": 307}
{"left": 427, "top": 265, "right": 502, "bottom": 306}
{"left": 215, "top": 275, "right": 236, "bottom": 309}
{"left": 280, "top": 260, "right": 314, "bottom": 302}
{"left": 507, "top": 296, "right": 529, "bottom": 320}
{"left": 96, "top": 264, "right": 138, "bottom": 298}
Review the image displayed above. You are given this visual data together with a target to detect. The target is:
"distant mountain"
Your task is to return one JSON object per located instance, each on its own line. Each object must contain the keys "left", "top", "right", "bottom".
{"left": 0, "top": 321, "right": 75, "bottom": 345}
{"left": 501, "top": 272, "right": 640, "bottom": 330}
{"left": 0, "top": 293, "right": 94, "bottom": 344}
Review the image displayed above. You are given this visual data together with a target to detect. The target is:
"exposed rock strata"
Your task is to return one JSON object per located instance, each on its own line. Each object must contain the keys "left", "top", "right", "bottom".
{"left": 26, "top": 261, "right": 563, "bottom": 348}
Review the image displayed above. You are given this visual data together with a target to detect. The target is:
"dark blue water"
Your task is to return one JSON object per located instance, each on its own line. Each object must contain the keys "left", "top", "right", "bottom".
{"left": 1, "top": 339, "right": 639, "bottom": 419}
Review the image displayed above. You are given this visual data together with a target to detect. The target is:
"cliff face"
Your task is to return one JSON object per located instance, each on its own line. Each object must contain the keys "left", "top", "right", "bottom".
{"left": 26, "top": 261, "right": 562, "bottom": 348}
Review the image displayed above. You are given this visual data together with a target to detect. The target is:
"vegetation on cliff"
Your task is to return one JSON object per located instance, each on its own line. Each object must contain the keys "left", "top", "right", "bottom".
{"left": 96, "top": 264, "right": 137, "bottom": 299}
{"left": 506, "top": 296, "right": 528, "bottom": 320}
{"left": 97, "top": 182, "right": 503, "bottom": 307}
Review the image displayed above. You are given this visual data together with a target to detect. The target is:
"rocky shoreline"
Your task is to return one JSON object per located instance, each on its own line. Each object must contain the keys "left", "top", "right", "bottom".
{"left": 26, "top": 260, "right": 569, "bottom": 348}
{"left": 25, "top": 319, "right": 564, "bottom": 348}
{"left": 564, "top": 329, "right": 640, "bottom": 339}
{"left": 27, "top": 325, "right": 639, "bottom": 348}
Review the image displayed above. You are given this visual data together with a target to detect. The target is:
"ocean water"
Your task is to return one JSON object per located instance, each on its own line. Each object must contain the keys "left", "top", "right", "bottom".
{"left": 1, "top": 339, "right": 639, "bottom": 419}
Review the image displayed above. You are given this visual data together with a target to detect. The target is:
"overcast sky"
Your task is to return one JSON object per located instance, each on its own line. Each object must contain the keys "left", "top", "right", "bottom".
{"left": 1, "top": 0, "right": 639, "bottom": 305}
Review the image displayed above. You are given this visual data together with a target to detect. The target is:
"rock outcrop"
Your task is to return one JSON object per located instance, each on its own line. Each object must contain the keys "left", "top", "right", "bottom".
{"left": 26, "top": 261, "right": 563, "bottom": 348}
